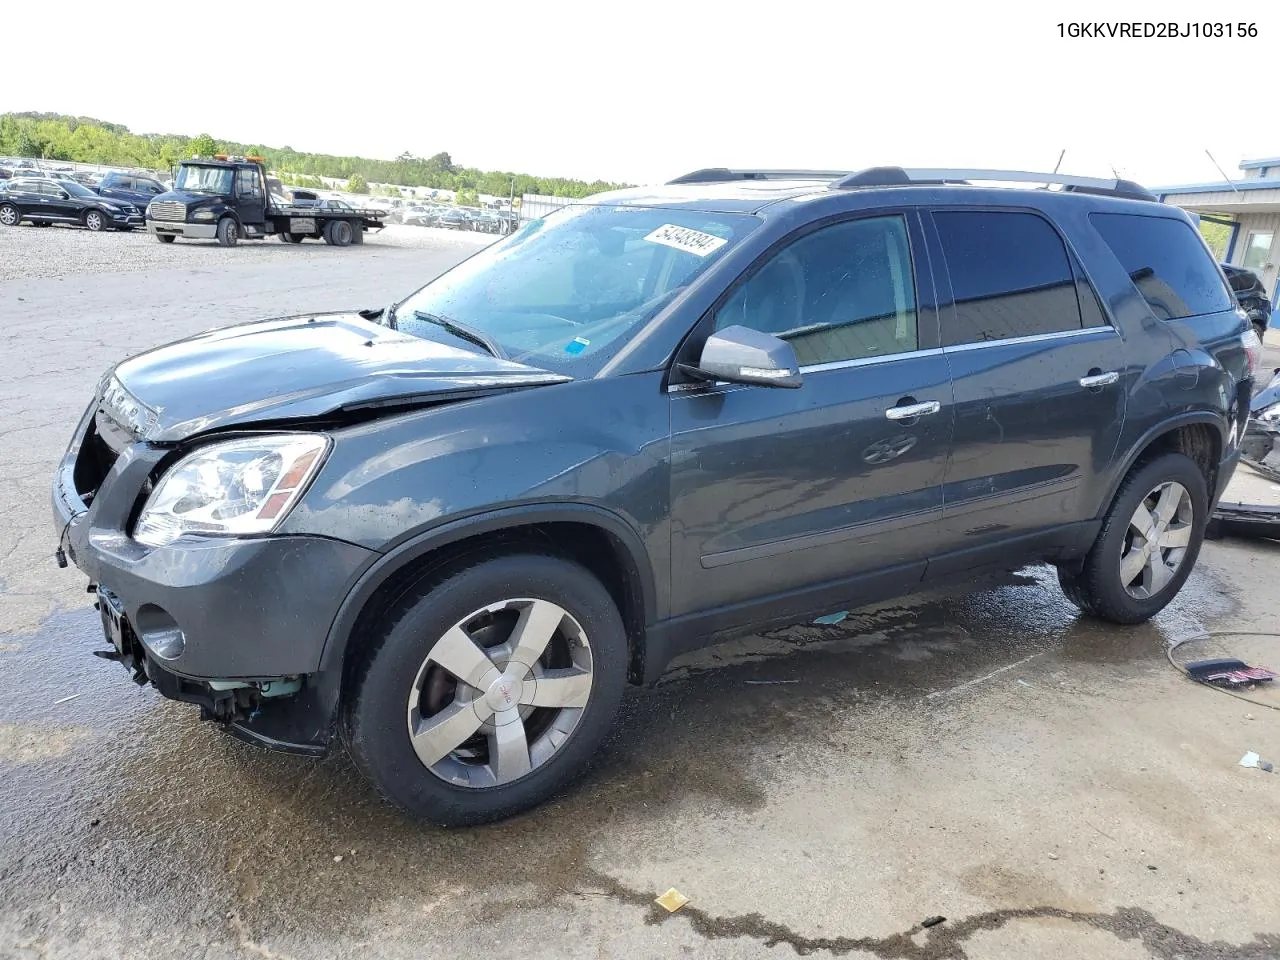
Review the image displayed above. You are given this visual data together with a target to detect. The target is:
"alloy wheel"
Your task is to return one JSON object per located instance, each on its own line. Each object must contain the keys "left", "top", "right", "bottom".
{"left": 86, "top": 211, "right": 102, "bottom": 230}
{"left": 405, "top": 597, "right": 594, "bottom": 788}
{"left": 1120, "top": 481, "right": 1194, "bottom": 599}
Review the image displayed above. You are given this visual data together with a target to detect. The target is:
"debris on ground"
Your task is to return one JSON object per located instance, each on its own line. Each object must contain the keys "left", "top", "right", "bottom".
{"left": 921, "top": 916, "right": 946, "bottom": 928}
{"left": 1186, "top": 659, "right": 1277, "bottom": 687}
{"left": 812, "top": 611, "right": 849, "bottom": 625}
{"left": 744, "top": 679, "right": 801, "bottom": 685}
{"left": 1239, "top": 751, "right": 1275, "bottom": 772}
{"left": 52, "top": 694, "right": 81, "bottom": 705}
{"left": 654, "top": 888, "right": 689, "bottom": 913}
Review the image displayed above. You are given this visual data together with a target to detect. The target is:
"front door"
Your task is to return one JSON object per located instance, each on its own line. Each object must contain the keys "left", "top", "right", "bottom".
{"left": 922, "top": 208, "right": 1128, "bottom": 575}
{"left": 234, "top": 166, "right": 266, "bottom": 227}
{"left": 669, "top": 212, "right": 954, "bottom": 623}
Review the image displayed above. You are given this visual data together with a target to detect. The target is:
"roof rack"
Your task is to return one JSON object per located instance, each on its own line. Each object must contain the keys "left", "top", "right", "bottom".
{"left": 829, "top": 167, "right": 1157, "bottom": 201}
{"left": 667, "top": 168, "right": 850, "bottom": 184}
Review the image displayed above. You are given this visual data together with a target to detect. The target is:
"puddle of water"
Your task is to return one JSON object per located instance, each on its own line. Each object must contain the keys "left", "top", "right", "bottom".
{"left": 0, "top": 562, "right": 1236, "bottom": 939}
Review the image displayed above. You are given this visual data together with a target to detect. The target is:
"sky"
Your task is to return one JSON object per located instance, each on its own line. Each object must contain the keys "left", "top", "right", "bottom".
{"left": 5, "top": 0, "right": 1277, "bottom": 189}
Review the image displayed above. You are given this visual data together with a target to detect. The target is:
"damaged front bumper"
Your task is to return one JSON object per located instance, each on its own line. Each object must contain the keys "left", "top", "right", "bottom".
{"left": 52, "top": 409, "right": 376, "bottom": 755}
{"left": 1211, "top": 415, "right": 1280, "bottom": 540}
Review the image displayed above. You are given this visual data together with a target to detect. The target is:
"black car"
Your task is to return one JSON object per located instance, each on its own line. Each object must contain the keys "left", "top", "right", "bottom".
{"left": 0, "top": 178, "right": 143, "bottom": 230}
{"left": 1221, "top": 263, "right": 1272, "bottom": 337}
{"left": 97, "top": 171, "right": 169, "bottom": 212}
{"left": 54, "top": 165, "right": 1260, "bottom": 825}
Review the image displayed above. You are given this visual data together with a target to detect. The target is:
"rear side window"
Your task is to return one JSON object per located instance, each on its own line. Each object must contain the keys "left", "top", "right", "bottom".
{"left": 1090, "top": 213, "right": 1233, "bottom": 320}
{"left": 933, "top": 210, "right": 1083, "bottom": 346}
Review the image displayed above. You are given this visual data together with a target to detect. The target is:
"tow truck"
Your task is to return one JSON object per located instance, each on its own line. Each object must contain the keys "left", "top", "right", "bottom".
{"left": 145, "top": 155, "right": 385, "bottom": 247}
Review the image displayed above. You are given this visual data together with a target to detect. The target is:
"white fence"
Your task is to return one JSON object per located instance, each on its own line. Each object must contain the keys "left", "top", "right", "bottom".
{"left": 518, "top": 193, "right": 577, "bottom": 222}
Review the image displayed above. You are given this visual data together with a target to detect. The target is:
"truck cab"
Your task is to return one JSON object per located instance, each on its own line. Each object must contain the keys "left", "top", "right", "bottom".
{"left": 146, "top": 155, "right": 382, "bottom": 247}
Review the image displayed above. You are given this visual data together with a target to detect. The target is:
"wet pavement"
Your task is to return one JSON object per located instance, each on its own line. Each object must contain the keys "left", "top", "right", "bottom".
{"left": 2, "top": 245, "right": 1280, "bottom": 959}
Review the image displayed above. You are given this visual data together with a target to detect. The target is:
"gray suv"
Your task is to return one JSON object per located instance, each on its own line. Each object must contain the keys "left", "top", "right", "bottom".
{"left": 53, "top": 166, "right": 1262, "bottom": 824}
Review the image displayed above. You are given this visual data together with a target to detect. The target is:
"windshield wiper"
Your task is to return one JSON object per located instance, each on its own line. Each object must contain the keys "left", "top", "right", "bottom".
{"left": 407, "top": 310, "right": 506, "bottom": 359}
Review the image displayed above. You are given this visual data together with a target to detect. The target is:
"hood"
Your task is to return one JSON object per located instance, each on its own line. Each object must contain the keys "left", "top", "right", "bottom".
{"left": 103, "top": 312, "right": 570, "bottom": 443}
{"left": 149, "top": 189, "right": 227, "bottom": 207}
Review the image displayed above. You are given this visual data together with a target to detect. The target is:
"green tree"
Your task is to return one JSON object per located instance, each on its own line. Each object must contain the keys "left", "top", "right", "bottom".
{"left": 190, "top": 133, "right": 217, "bottom": 157}
{"left": 347, "top": 172, "right": 370, "bottom": 194}
{"left": 455, "top": 187, "right": 479, "bottom": 207}
{"left": 1198, "top": 221, "right": 1231, "bottom": 260}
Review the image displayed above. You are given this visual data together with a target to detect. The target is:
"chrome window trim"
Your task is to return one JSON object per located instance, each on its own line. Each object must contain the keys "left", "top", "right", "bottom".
{"left": 797, "top": 346, "right": 945, "bottom": 374}
{"left": 941, "top": 326, "right": 1117, "bottom": 353}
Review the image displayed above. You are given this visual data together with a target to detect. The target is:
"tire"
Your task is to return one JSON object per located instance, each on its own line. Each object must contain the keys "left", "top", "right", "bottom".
{"left": 156, "top": 233, "right": 176, "bottom": 243}
{"left": 328, "top": 219, "right": 353, "bottom": 247}
{"left": 321, "top": 221, "right": 335, "bottom": 245}
{"left": 0, "top": 204, "right": 18, "bottom": 226}
{"left": 1057, "top": 452, "right": 1208, "bottom": 624}
{"left": 83, "top": 209, "right": 107, "bottom": 232}
{"left": 215, "top": 217, "right": 238, "bottom": 247}
{"left": 350, "top": 222, "right": 364, "bottom": 245}
{"left": 279, "top": 232, "right": 304, "bottom": 243}
{"left": 342, "top": 553, "right": 628, "bottom": 826}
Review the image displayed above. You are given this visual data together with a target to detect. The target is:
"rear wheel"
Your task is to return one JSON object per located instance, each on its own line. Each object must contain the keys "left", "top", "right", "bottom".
{"left": 83, "top": 210, "right": 107, "bottom": 232}
{"left": 215, "top": 217, "right": 238, "bottom": 247}
{"left": 156, "top": 233, "right": 176, "bottom": 243}
{"left": 279, "top": 232, "right": 304, "bottom": 243}
{"left": 1058, "top": 452, "right": 1207, "bottom": 624}
{"left": 0, "top": 204, "right": 18, "bottom": 226}
{"left": 342, "top": 553, "right": 627, "bottom": 825}
{"left": 328, "top": 219, "right": 353, "bottom": 247}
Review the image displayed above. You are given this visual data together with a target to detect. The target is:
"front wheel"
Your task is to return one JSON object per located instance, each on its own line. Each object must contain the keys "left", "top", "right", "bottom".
{"left": 156, "top": 233, "right": 176, "bottom": 243}
{"left": 1058, "top": 452, "right": 1208, "bottom": 623}
{"left": 83, "top": 209, "right": 107, "bottom": 232}
{"left": 215, "top": 217, "right": 239, "bottom": 247}
{"left": 342, "top": 554, "right": 628, "bottom": 826}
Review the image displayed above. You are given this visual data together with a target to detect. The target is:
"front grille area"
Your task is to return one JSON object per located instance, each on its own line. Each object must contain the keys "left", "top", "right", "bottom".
{"left": 72, "top": 419, "right": 118, "bottom": 503}
{"left": 149, "top": 201, "right": 186, "bottom": 222}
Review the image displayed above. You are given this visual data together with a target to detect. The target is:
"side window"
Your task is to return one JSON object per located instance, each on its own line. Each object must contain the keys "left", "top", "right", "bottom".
{"left": 138, "top": 179, "right": 162, "bottom": 195}
{"left": 933, "top": 210, "right": 1082, "bottom": 346}
{"left": 714, "top": 215, "right": 918, "bottom": 366}
{"left": 1091, "top": 213, "right": 1236, "bottom": 320}
{"left": 236, "top": 168, "right": 263, "bottom": 199}
{"left": 110, "top": 176, "right": 133, "bottom": 190}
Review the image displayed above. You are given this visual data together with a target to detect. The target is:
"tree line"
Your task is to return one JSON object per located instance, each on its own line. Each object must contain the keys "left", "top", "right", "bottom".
{"left": 0, "top": 113, "right": 631, "bottom": 199}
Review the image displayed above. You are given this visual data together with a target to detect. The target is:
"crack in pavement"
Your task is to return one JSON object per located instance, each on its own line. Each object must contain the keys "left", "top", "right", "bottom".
{"left": 580, "top": 869, "right": 1280, "bottom": 959}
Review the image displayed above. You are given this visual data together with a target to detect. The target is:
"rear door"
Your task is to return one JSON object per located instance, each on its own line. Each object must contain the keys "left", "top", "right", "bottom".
{"left": 669, "top": 211, "right": 955, "bottom": 620}
{"left": 923, "top": 207, "right": 1129, "bottom": 575}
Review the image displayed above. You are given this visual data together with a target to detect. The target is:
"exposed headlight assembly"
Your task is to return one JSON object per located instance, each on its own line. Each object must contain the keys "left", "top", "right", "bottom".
{"left": 1258, "top": 403, "right": 1280, "bottom": 426}
{"left": 134, "top": 435, "right": 328, "bottom": 548}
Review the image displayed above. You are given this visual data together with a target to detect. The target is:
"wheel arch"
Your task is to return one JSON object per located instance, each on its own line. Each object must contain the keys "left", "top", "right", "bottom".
{"left": 1100, "top": 412, "right": 1226, "bottom": 520}
{"left": 320, "top": 503, "right": 657, "bottom": 689}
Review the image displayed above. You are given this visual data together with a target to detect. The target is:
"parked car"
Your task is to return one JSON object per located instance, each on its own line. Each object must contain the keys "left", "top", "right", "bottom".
{"left": 434, "top": 207, "right": 469, "bottom": 229}
{"left": 97, "top": 171, "right": 169, "bottom": 212}
{"left": 53, "top": 165, "right": 1261, "bottom": 825}
{"left": 1221, "top": 263, "right": 1272, "bottom": 338}
{"left": 0, "top": 177, "right": 143, "bottom": 230}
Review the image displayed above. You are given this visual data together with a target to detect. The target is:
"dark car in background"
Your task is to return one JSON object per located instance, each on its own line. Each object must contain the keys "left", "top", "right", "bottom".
{"left": 1222, "top": 263, "right": 1272, "bottom": 338}
{"left": 0, "top": 177, "right": 143, "bottom": 230}
{"left": 98, "top": 171, "right": 169, "bottom": 212}
{"left": 53, "top": 165, "right": 1261, "bottom": 826}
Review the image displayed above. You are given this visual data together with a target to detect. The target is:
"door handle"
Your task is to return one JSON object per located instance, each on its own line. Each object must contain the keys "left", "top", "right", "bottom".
{"left": 885, "top": 400, "right": 941, "bottom": 421}
{"left": 1079, "top": 371, "right": 1119, "bottom": 389}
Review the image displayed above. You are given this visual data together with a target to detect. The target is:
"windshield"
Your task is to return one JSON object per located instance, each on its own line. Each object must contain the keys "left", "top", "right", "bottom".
{"left": 393, "top": 203, "right": 757, "bottom": 372}
{"left": 61, "top": 181, "right": 96, "bottom": 198}
{"left": 175, "top": 165, "right": 234, "bottom": 194}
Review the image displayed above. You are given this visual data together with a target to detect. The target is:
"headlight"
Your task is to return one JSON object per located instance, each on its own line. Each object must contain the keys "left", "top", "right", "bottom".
{"left": 134, "top": 435, "right": 328, "bottom": 548}
{"left": 1258, "top": 404, "right": 1280, "bottom": 425}
{"left": 192, "top": 209, "right": 217, "bottom": 221}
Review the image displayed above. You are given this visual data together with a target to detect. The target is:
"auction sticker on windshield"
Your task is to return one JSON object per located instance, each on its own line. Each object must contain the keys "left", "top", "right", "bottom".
{"left": 644, "top": 223, "right": 728, "bottom": 257}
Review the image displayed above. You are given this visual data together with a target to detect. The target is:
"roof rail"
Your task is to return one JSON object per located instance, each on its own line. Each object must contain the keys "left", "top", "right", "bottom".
{"left": 829, "top": 167, "right": 1157, "bottom": 202}
{"left": 667, "top": 168, "right": 851, "bottom": 184}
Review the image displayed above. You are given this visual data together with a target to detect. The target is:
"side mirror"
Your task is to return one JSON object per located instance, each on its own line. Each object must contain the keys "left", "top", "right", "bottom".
{"left": 58, "top": 190, "right": 70, "bottom": 199}
{"left": 678, "top": 324, "right": 802, "bottom": 389}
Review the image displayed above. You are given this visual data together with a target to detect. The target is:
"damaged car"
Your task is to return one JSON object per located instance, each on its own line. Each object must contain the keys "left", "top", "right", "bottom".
{"left": 1212, "top": 368, "right": 1280, "bottom": 539}
{"left": 53, "top": 166, "right": 1261, "bottom": 825}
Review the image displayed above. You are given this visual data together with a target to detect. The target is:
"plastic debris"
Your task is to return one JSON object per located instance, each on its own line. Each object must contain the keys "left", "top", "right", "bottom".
{"left": 52, "top": 694, "right": 81, "bottom": 705}
{"left": 744, "top": 680, "right": 800, "bottom": 685}
{"left": 1239, "top": 751, "right": 1275, "bottom": 772}
{"left": 921, "top": 916, "right": 946, "bottom": 929}
{"left": 655, "top": 888, "right": 689, "bottom": 913}
{"left": 333, "top": 855, "right": 343, "bottom": 862}
{"left": 813, "top": 611, "right": 849, "bottom": 625}
{"left": 1186, "top": 659, "right": 1277, "bottom": 687}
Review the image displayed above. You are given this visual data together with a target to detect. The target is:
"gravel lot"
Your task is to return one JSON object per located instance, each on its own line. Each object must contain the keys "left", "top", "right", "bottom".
{"left": 0, "top": 222, "right": 490, "bottom": 282}
{"left": 1, "top": 227, "right": 1278, "bottom": 959}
